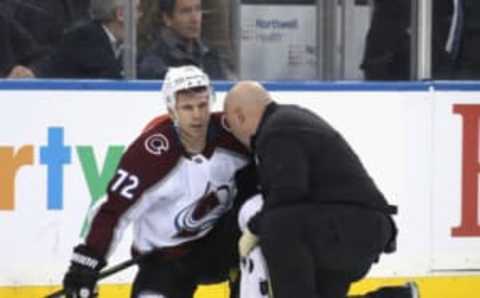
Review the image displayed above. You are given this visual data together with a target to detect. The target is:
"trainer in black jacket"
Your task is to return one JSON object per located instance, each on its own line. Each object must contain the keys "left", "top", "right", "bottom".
{"left": 224, "top": 81, "right": 419, "bottom": 298}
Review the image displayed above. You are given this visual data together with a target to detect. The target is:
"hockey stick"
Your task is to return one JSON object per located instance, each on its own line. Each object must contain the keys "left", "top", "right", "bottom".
{"left": 45, "top": 254, "right": 146, "bottom": 298}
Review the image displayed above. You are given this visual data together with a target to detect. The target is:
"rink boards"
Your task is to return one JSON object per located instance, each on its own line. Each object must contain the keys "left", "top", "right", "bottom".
{"left": 0, "top": 80, "right": 479, "bottom": 298}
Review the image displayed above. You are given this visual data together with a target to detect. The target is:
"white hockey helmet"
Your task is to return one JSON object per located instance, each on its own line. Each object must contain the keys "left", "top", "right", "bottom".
{"left": 161, "top": 65, "right": 215, "bottom": 110}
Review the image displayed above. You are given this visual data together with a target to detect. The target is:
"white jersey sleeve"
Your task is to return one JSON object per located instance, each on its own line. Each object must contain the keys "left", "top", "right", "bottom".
{"left": 238, "top": 194, "right": 264, "bottom": 231}
{"left": 238, "top": 195, "right": 272, "bottom": 298}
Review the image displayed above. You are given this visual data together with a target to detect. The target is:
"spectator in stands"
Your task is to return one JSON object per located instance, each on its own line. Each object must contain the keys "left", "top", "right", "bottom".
{"left": 9, "top": 0, "right": 143, "bottom": 79}
{"left": 137, "top": 0, "right": 231, "bottom": 80}
{"left": 0, "top": 0, "right": 90, "bottom": 53}
{"left": 0, "top": 12, "right": 45, "bottom": 77}
{"left": 361, "top": 0, "right": 480, "bottom": 80}
{"left": 440, "top": 0, "right": 480, "bottom": 79}
{"left": 360, "top": 0, "right": 410, "bottom": 80}
{"left": 5, "top": 0, "right": 91, "bottom": 52}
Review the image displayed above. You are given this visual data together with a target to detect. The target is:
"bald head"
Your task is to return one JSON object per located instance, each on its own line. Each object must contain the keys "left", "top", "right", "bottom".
{"left": 226, "top": 80, "right": 271, "bottom": 108}
{"left": 224, "top": 81, "right": 272, "bottom": 149}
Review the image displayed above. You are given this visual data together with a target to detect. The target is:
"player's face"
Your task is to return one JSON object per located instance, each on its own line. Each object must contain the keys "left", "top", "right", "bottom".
{"left": 174, "top": 87, "right": 210, "bottom": 138}
{"left": 164, "top": 0, "right": 202, "bottom": 40}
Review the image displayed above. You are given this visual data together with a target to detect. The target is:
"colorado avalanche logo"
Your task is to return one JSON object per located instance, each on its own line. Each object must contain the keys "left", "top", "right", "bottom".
{"left": 144, "top": 133, "right": 169, "bottom": 156}
{"left": 174, "top": 183, "right": 233, "bottom": 238}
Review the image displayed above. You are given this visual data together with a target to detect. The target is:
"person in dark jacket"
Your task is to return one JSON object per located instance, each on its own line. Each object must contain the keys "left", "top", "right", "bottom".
{"left": 362, "top": 0, "right": 480, "bottom": 80}
{"left": 137, "top": 0, "right": 230, "bottom": 80}
{"left": 427, "top": 0, "right": 480, "bottom": 79}
{"left": 224, "top": 81, "right": 420, "bottom": 298}
{"left": 30, "top": 20, "right": 124, "bottom": 79}
{"left": 9, "top": 0, "right": 142, "bottom": 79}
{"left": 5, "top": 0, "right": 91, "bottom": 52}
{"left": 360, "top": 0, "right": 410, "bottom": 80}
{"left": 0, "top": 12, "right": 45, "bottom": 77}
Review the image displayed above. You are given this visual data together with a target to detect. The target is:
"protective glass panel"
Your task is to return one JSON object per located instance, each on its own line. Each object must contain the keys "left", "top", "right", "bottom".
{"left": 5, "top": 0, "right": 479, "bottom": 81}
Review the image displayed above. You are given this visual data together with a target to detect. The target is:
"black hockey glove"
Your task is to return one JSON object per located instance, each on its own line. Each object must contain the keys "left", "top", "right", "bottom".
{"left": 63, "top": 245, "right": 106, "bottom": 298}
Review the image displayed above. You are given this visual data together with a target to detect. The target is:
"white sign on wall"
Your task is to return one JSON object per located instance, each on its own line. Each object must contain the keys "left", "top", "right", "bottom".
{"left": 239, "top": 5, "right": 317, "bottom": 80}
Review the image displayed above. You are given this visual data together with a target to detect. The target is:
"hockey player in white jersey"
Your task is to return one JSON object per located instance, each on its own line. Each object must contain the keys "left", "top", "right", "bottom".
{"left": 61, "top": 65, "right": 250, "bottom": 298}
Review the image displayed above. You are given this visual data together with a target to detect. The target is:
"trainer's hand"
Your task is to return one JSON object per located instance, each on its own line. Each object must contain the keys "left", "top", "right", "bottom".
{"left": 63, "top": 245, "right": 106, "bottom": 298}
{"left": 239, "top": 228, "right": 259, "bottom": 257}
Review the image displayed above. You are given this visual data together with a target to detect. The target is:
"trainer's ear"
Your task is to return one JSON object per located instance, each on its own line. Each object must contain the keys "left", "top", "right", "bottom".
{"left": 235, "top": 106, "right": 246, "bottom": 125}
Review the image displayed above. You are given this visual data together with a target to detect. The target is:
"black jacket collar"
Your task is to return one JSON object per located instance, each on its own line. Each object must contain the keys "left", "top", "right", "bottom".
{"left": 250, "top": 101, "right": 278, "bottom": 151}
